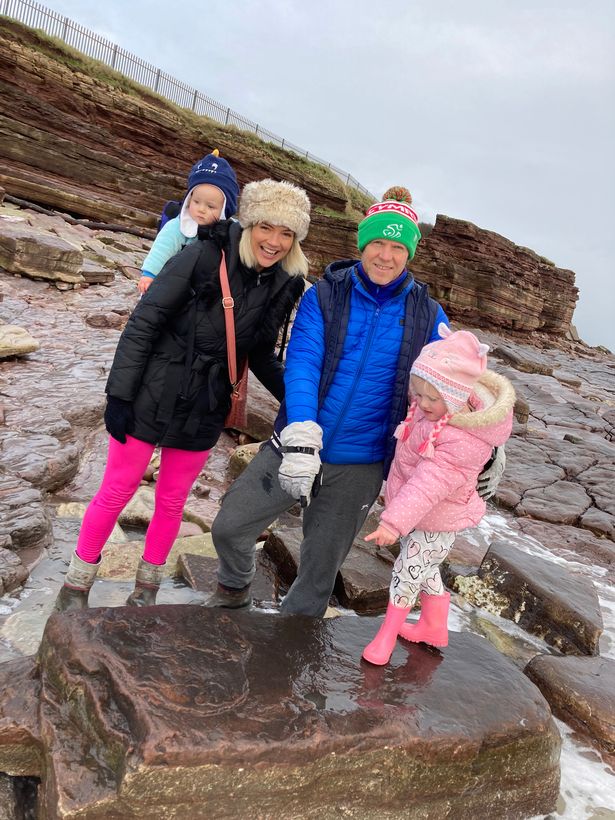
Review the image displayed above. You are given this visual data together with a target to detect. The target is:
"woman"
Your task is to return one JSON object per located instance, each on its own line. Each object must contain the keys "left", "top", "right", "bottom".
{"left": 55, "top": 178, "right": 310, "bottom": 610}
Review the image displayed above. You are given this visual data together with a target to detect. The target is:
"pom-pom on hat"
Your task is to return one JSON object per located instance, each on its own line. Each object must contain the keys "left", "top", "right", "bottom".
{"left": 411, "top": 323, "right": 490, "bottom": 412}
{"left": 358, "top": 186, "right": 422, "bottom": 259}
{"left": 186, "top": 149, "right": 239, "bottom": 219}
{"left": 237, "top": 178, "right": 311, "bottom": 241}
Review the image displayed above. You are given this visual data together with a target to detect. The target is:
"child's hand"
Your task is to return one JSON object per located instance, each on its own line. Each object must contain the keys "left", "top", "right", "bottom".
{"left": 138, "top": 275, "right": 153, "bottom": 294}
{"left": 365, "top": 525, "right": 398, "bottom": 547}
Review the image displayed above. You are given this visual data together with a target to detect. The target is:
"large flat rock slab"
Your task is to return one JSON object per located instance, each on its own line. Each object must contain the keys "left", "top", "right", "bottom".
{"left": 470, "top": 541, "right": 603, "bottom": 655}
{"left": 0, "top": 221, "right": 84, "bottom": 283}
{"left": 21, "top": 607, "right": 561, "bottom": 818}
{"left": 525, "top": 654, "right": 615, "bottom": 764}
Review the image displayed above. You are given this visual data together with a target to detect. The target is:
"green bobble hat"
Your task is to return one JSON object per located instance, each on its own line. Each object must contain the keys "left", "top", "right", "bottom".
{"left": 357, "top": 186, "right": 422, "bottom": 260}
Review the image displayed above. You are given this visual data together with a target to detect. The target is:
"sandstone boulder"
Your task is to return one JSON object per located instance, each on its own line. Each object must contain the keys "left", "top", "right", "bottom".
{"left": 0, "top": 221, "right": 83, "bottom": 283}
{"left": 525, "top": 654, "right": 615, "bottom": 763}
{"left": 333, "top": 539, "right": 393, "bottom": 614}
{"left": 0, "top": 323, "right": 38, "bottom": 357}
{"left": 474, "top": 541, "right": 603, "bottom": 655}
{"left": 0, "top": 606, "right": 561, "bottom": 818}
{"left": 238, "top": 372, "right": 280, "bottom": 441}
{"left": 228, "top": 441, "right": 262, "bottom": 480}
{"left": 178, "top": 551, "right": 281, "bottom": 605}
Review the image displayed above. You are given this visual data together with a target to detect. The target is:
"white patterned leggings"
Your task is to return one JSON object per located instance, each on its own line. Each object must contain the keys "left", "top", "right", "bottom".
{"left": 390, "top": 529, "right": 456, "bottom": 608}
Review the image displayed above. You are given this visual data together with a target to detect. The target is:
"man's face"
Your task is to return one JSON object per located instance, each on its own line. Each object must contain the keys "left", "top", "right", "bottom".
{"left": 360, "top": 239, "right": 409, "bottom": 285}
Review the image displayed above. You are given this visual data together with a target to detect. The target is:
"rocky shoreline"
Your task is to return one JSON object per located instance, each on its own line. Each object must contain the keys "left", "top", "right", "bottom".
{"left": 0, "top": 200, "right": 614, "bottom": 817}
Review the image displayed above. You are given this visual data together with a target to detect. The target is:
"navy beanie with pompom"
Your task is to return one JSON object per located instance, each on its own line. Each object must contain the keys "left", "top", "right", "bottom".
{"left": 186, "top": 150, "right": 239, "bottom": 218}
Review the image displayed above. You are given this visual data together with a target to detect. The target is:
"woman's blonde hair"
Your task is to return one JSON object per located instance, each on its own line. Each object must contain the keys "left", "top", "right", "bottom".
{"left": 239, "top": 227, "right": 309, "bottom": 277}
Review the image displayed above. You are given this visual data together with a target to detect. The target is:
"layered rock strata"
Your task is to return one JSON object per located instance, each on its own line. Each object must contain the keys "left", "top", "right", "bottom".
{"left": 0, "top": 19, "right": 579, "bottom": 335}
{"left": 412, "top": 215, "right": 578, "bottom": 335}
{"left": 0, "top": 18, "right": 355, "bottom": 274}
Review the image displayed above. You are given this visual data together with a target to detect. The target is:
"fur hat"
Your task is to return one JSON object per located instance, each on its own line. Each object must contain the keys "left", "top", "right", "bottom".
{"left": 411, "top": 323, "right": 490, "bottom": 412}
{"left": 186, "top": 149, "right": 239, "bottom": 219}
{"left": 358, "top": 186, "right": 421, "bottom": 259}
{"left": 238, "top": 179, "right": 311, "bottom": 241}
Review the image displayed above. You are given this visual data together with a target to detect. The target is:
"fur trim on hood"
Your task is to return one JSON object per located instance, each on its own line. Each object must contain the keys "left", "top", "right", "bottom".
{"left": 448, "top": 370, "right": 516, "bottom": 431}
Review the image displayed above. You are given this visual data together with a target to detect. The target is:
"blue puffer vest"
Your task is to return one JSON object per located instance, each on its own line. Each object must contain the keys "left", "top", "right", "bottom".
{"left": 276, "top": 260, "right": 442, "bottom": 476}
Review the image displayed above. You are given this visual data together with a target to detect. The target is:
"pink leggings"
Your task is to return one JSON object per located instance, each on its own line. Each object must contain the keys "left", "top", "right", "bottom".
{"left": 76, "top": 436, "right": 210, "bottom": 566}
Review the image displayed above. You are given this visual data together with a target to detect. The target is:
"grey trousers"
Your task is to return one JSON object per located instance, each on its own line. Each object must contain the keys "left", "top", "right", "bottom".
{"left": 211, "top": 444, "right": 383, "bottom": 617}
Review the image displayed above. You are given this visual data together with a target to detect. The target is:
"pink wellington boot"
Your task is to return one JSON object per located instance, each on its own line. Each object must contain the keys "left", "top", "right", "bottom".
{"left": 399, "top": 590, "right": 450, "bottom": 648}
{"left": 362, "top": 602, "right": 411, "bottom": 666}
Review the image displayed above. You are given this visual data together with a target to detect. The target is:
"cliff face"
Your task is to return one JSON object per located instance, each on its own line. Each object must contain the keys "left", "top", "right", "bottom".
{"left": 0, "top": 18, "right": 578, "bottom": 338}
{"left": 413, "top": 216, "right": 578, "bottom": 334}
{"left": 0, "top": 19, "right": 357, "bottom": 262}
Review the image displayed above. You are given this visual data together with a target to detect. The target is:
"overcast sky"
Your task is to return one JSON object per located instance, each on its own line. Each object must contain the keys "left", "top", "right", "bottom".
{"left": 33, "top": 0, "right": 615, "bottom": 350}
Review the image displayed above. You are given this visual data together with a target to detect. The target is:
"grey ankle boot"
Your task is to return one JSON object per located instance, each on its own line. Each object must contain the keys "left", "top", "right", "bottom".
{"left": 54, "top": 551, "right": 100, "bottom": 612}
{"left": 203, "top": 583, "right": 252, "bottom": 609}
{"left": 126, "top": 558, "right": 165, "bottom": 607}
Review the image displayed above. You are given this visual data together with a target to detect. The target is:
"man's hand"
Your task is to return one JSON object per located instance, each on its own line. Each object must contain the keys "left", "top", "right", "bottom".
{"left": 365, "top": 524, "right": 399, "bottom": 547}
{"left": 477, "top": 445, "right": 506, "bottom": 500}
{"left": 104, "top": 396, "right": 135, "bottom": 444}
{"left": 278, "top": 421, "right": 323, "bottom": 507}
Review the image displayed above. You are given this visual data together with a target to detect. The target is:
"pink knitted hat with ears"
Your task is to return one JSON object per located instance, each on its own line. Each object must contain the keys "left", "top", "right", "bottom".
{"left": 411, "top": 324, "right": 490, "bottom": 411}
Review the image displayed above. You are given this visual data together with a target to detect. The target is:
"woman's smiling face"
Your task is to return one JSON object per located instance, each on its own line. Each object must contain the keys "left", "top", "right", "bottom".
{"left": 250, "top": 222, "right": 295, "bottom": 270}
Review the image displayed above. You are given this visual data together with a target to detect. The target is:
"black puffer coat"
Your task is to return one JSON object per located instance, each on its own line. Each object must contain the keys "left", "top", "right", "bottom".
{"left": 105, "top": 220, "right": 305, "bottom": 450}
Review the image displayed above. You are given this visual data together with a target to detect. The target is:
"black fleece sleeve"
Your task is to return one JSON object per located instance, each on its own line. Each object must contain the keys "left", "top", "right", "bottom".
{"left": 105, "top": 242, "right": 202, "bottom": 400}
{"left": 248, "top": 342, "right": 286, "bottom": 401}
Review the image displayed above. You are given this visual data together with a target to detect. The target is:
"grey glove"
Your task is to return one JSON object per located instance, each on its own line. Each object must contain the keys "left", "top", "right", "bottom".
{"left": 278, "top": 421, "right": 323, "bottom": 507}
{"left": 477, "top": 445, "right": 506, "bottom": 500}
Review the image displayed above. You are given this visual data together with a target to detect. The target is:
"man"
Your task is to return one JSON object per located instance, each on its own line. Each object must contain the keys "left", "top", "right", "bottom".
{"left": 205, "top": 188, "right": 458, "bottom": 616}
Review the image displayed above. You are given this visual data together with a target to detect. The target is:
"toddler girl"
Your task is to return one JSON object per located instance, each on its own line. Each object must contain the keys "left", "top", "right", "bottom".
{"left": 362, "top": 324, "right": 515, "bottom": 665}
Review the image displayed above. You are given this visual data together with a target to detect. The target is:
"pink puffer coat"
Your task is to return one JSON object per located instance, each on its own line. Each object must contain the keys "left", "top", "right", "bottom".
{"left": 380, "top": 370, "right": 515, "bottom": 538}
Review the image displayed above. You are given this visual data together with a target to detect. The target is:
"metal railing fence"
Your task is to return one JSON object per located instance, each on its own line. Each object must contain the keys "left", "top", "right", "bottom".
{"left": 1, "top": 0, "right": 374, "bottom": 198}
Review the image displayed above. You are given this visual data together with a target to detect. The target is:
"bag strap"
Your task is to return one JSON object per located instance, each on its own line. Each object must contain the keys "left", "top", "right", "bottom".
{"left": 219, "top": 250, "right": 238, "bottom": 388}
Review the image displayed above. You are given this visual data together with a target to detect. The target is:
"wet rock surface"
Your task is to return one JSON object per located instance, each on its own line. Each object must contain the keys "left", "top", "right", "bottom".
{"left": 0, "top": 161, "right": 614, "bottom": 813}
{"left": 0, "top": 549, "right": 28, "bottom": 597}
{"left": 472, "top": 541, "right": 603, "bottom": 655}
{"left": 4, "top": 606, "right": 561, "bottom": 819}
{"left": 0, "top": 473, "right": 51, "bottom": 553}
{"left": 525, "top": 654, "right": 615, "bottom": 764}
{"left": 178, "top": 551, "right": 281, "bottom": 605}
{"left": 0, "top": 658, "right": 41, "bottom": 777}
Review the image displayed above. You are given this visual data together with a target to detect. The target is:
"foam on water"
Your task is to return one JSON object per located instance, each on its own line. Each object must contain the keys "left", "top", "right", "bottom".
{"left": 530, "top": 719, "right": 615, "bottom": 819}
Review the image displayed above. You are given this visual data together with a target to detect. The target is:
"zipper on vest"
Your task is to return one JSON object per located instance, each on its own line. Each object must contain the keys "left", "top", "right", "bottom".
{"left": 323, "top": 306, "right": 381, "bottom": 452}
